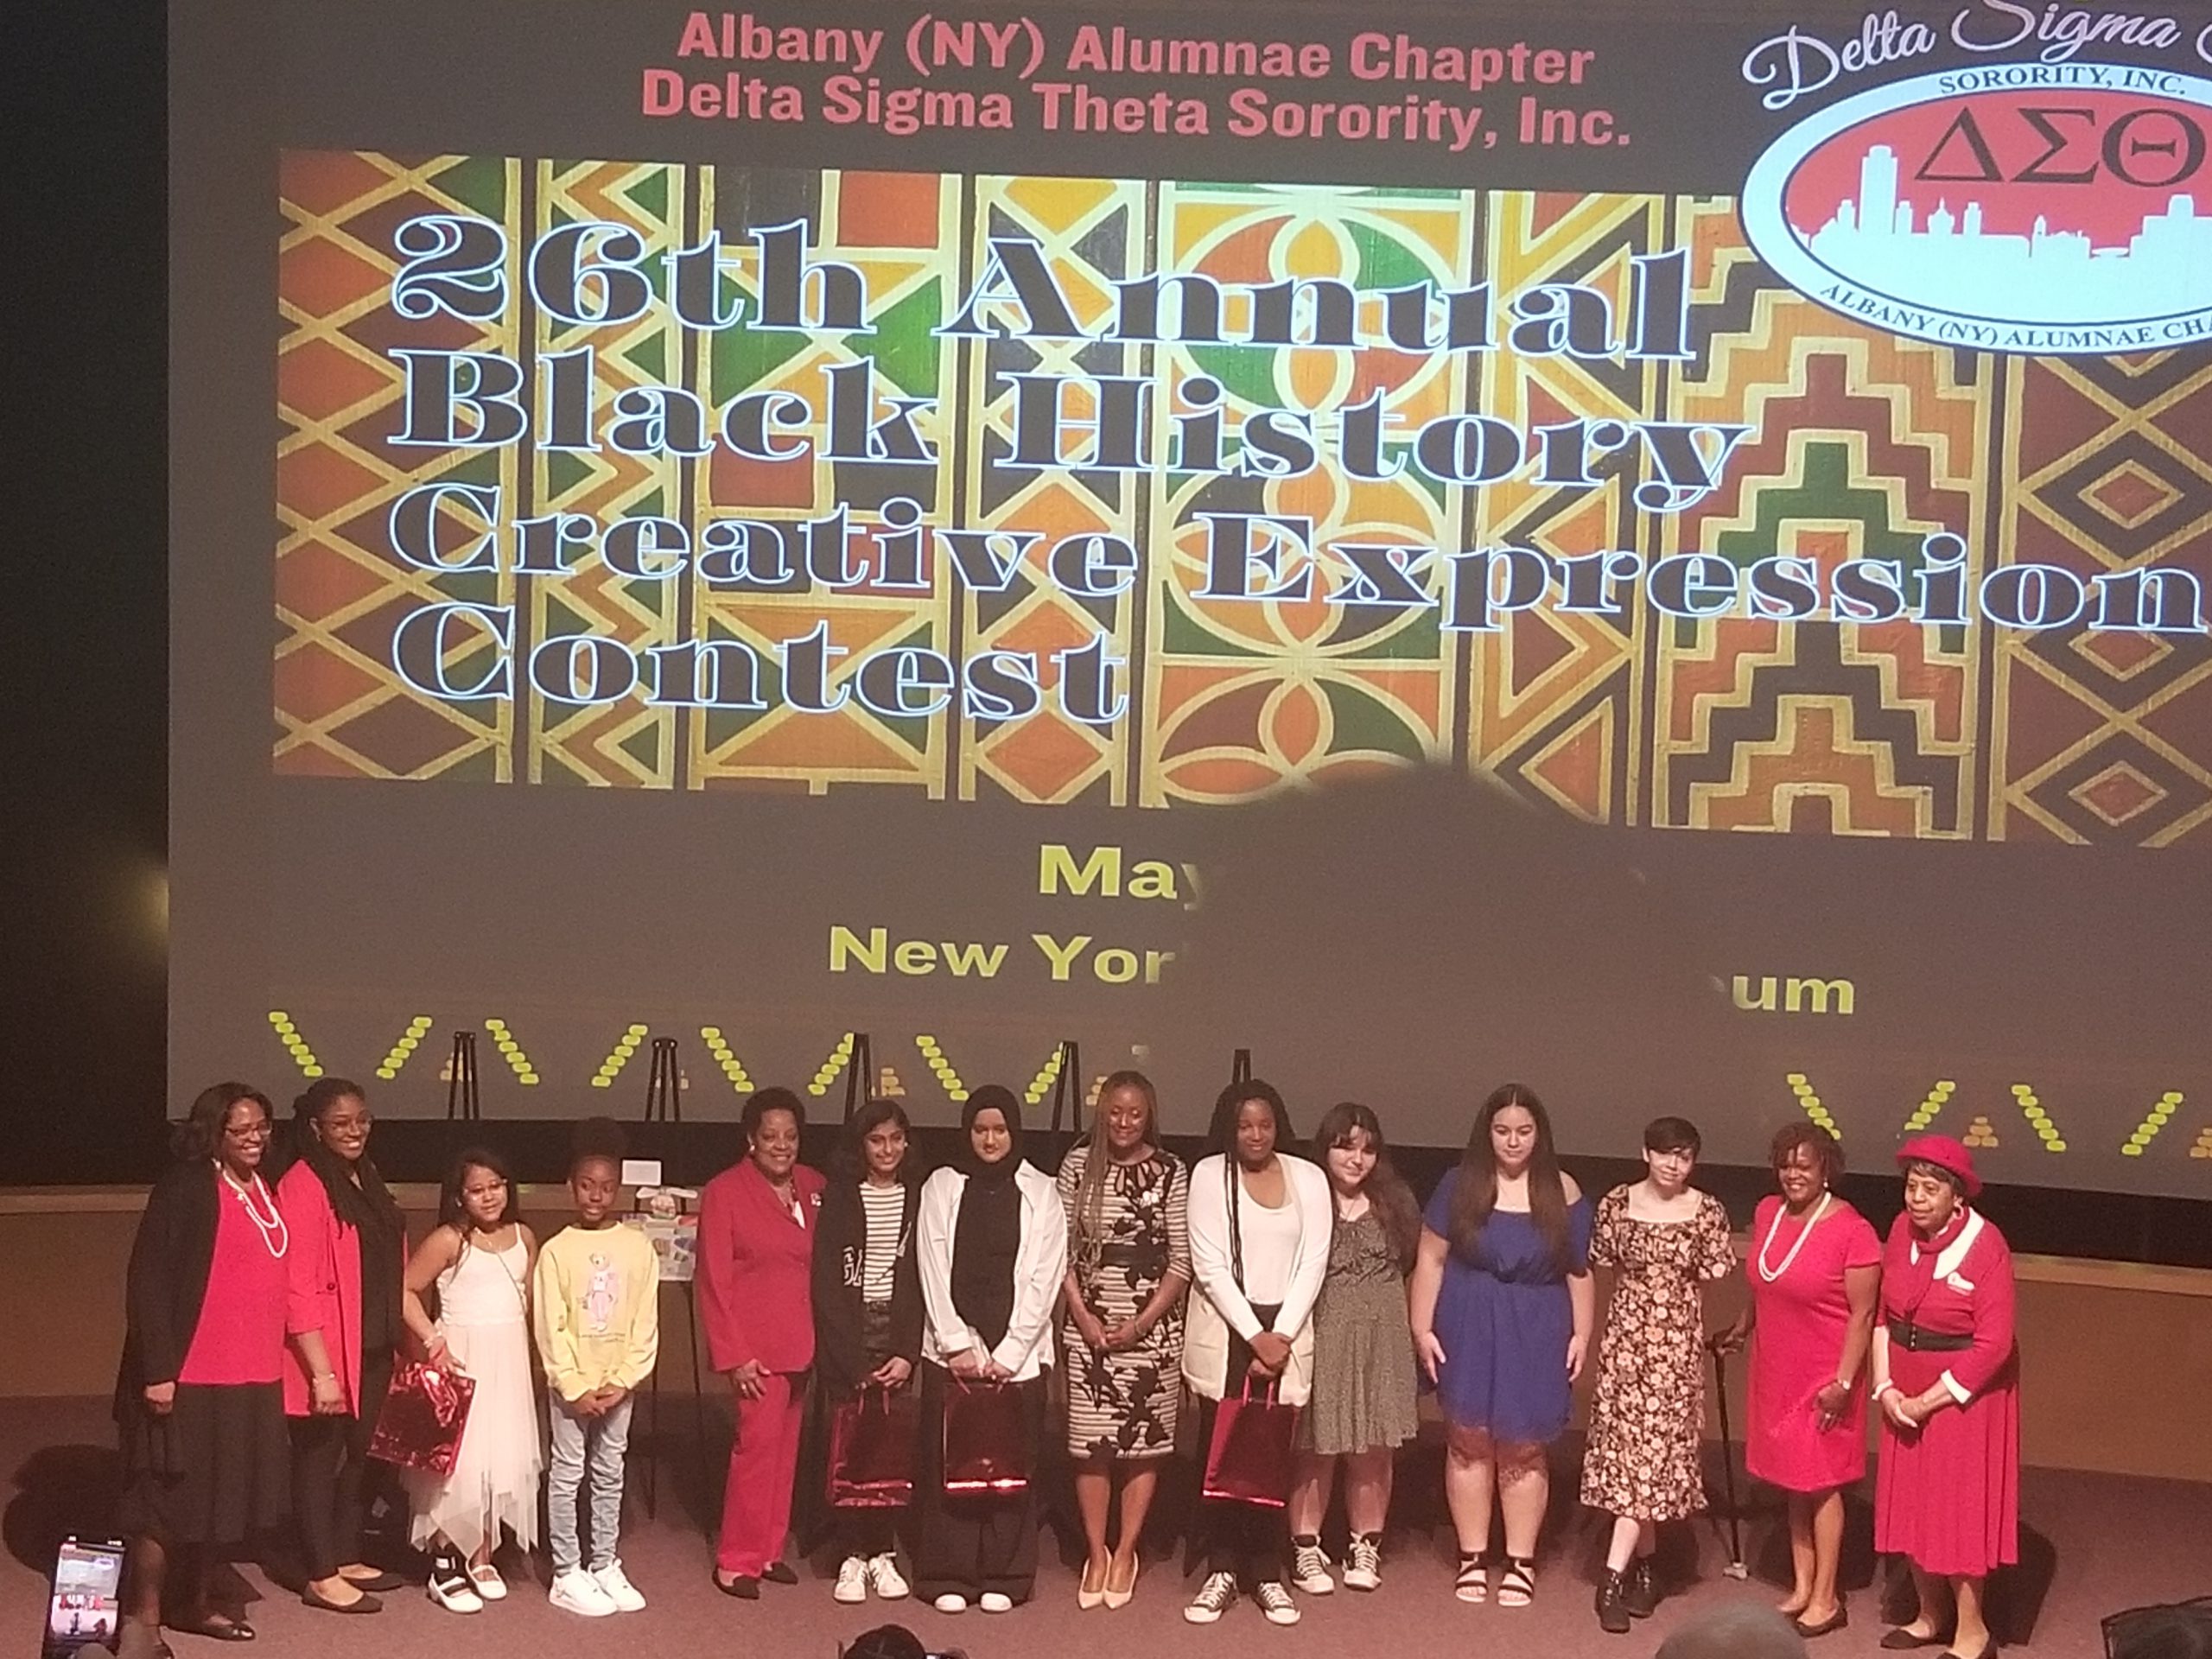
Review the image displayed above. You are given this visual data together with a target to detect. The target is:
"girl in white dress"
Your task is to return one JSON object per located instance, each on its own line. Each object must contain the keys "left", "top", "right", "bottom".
{"left": 400, "top": 1148, "right": 544, "bottom": 1614}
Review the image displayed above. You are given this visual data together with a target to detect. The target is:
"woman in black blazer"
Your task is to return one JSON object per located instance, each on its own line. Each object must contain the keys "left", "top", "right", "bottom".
{"left": 811, "top": 1098, "right": 925, "bottom": 1604}
{"left": 116, "top": 1084, "right": 294, "bottom": 1656}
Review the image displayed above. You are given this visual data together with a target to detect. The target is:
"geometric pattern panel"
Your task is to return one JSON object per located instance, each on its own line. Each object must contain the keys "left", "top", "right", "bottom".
{"left": 272, "top": 157, "right": 2212, "bottom": 842}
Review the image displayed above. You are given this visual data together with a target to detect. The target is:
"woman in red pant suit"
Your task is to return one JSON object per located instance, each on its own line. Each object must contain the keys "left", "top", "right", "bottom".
{"left": 1872, "top": 1135, "right": 2019, "bottom": 1659}
{"left": 701, "top": 1087, "right": 826, "bottom": 1598}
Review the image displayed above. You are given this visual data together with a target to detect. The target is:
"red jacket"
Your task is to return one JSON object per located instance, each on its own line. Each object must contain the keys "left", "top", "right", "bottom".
{"left": 699, "top": 1159, "right": 825, "bottom": 1376}
{"left": 276, "top": 1160, "right": 404, "bottom": 1417}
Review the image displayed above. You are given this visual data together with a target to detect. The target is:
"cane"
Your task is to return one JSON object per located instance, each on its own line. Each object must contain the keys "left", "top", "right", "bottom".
{"left": 1708, "top": 1338, "right": 1750, "bottom": 1580}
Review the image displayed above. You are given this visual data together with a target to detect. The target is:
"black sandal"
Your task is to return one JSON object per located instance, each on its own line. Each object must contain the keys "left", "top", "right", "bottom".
{"left": 168, "top": 1611, "right": 257, "bottom": 1642}
{"left": 1453, "top": 1550, "right": 1491, "bottom": 1604}
{"left": 1497, "top": 1556, "right": 1537, "bottom": 1608}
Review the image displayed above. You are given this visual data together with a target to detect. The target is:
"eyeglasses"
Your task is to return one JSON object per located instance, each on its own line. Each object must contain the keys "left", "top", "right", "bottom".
{"left": 225, "top": 1122, "right": 273, "bottom": 1141}
{"left": 321, "top": 1115, "right": 373, "bottom": 1133}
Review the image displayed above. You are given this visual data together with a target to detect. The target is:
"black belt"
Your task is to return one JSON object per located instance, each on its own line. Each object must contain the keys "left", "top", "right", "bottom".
{"left": 1887, "top": 1319, "right": 1972, "bottom": 1353}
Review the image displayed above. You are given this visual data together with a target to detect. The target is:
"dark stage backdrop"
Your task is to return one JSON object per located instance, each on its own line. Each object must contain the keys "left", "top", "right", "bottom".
{"left": 163, "top": 0, "right": 2212, "bottom": 1198}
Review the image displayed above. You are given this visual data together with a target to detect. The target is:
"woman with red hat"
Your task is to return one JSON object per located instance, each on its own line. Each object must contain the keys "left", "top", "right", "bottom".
{"left": 1872, "top": 1135, "right": 2019, "bottom": 1659}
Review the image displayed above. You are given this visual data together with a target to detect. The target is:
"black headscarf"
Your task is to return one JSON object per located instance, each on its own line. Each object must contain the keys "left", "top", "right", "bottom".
{"left": 958, "top": 1084, "right": 1024, "bottom": 1186}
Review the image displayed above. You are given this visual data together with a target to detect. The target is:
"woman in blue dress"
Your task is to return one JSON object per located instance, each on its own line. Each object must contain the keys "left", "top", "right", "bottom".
{"left": 1408, "top": 1083, "right": 1592, "bottom": 1610}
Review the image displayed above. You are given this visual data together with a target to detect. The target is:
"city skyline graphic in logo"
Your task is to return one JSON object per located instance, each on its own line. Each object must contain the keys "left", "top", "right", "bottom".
{"left": 1741, "top": 66, "right": 2212, "bottom": 351}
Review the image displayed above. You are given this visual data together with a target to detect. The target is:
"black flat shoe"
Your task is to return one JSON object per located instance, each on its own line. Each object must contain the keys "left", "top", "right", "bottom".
{"left": 1880, "top": 1629, "right": 1949, "bottom": 1651}
{"left": 300, "top": 1586, "right": 383, "bottom": 1615}
{"left": 1795, "top": 1606, "right": 1850, "bottom": 1638}
{"left": 168, "top": 1613, "right": 256, "bottom": 1642}
{"left": 714, "top": 1573, "right": 761, "bottom": 1599}
{"left": 340, "top": 1569, "right": 408, "bottom": 1593}
{"left": 763, "top": 1561, "right": 798, "bottom": 1586}
{"left": 1945, "top": 1644, "right": 1998, "bottom": 1659}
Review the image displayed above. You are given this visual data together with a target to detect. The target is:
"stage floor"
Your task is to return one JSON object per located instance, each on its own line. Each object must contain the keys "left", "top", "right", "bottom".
{"left": 4, "top": 1395, "right": 2204, "bottom": 1657}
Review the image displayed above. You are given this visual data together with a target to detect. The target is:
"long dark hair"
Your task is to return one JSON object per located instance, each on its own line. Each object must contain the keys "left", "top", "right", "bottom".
{"left": 292, "top": 1077, "right": 403, "bottom": 1239}
{"left": 837, "top": 1097, "right": 914, "bottom": 1183}
{"left": 1071, "top": 1070, "right": 1162, "bottom": 1258}
{"left": 1311, "top": 1101, "right": 1421, "bottom": 1273}
{"left": 1447, "top": 1083, "right": 1572, "bottom": 1272}
{"left": 437, "top": 1146, "right": 522, "bottom": 1234}
{"left": 173, "top": 1082, "right": 272, "bottom": 1163}
{"left": 1205, "top": 1078, "right": 1294, "bottom": 1160}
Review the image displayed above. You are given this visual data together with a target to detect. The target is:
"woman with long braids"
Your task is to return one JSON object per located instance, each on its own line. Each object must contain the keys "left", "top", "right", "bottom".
{"left": 1058, "top": 1069, "right": 1191, "bottom": 1611}
{"left": 1182, "top": 1078, "right": 1332, "bottom": 1628}
{"left": 114, "top": 1084, "right": 294, "bottom": 1656}
{"left": 1408, "top": 1083, "right": 1592, "bottom": 1611}
{"left": 277, "top": 1077, "right": 410, "bottom": 1614}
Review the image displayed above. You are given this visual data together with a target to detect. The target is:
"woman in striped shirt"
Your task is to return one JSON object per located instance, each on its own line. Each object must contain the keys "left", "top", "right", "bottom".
{"left": 811, "top": 1098, "right": 925, "bottom": 1604}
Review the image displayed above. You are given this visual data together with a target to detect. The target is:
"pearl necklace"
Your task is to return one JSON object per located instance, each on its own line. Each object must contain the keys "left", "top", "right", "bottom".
{"left": 219, "top": 1166, "right": 289, "bottom": 1259}
{"left": 1756, "top": 1191, "right": 1830, "bottom": 1283}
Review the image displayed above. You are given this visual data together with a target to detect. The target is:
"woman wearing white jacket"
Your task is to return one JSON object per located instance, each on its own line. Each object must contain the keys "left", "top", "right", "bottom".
{"left": 1182, "top": 1079, "right": 1332, "bottom": 1628}
{"left": 912, "top": 1086, "right": 1069, "bottom": 1615}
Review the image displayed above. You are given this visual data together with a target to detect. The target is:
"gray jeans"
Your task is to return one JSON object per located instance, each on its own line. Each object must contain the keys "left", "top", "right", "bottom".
{"left": 546, "top": 1393, "right": 633, "bottom": 1572}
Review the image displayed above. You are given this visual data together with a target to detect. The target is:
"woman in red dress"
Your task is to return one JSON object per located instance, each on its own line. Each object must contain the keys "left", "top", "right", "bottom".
{"left": 1872, "top": 1135, "right": 2018, "bottom": 1659}
{"left": 1718, "top": 1123, "right": 1880, "bottom": 1639}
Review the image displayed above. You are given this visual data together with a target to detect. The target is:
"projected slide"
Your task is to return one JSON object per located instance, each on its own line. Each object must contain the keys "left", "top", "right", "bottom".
{"left": 173, "top": 0, "right": 2212, "bottom": 1193}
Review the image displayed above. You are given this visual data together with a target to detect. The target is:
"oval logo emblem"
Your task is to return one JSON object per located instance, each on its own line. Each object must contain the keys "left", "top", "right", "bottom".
{"left": 1742, "top": 66, "right": 2212, "bottom": 352}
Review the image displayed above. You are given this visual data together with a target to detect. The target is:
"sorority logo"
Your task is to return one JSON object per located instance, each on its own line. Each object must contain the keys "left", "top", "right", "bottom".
{"left": 1741, "top": 64, "right": 2212, "bottom": 351}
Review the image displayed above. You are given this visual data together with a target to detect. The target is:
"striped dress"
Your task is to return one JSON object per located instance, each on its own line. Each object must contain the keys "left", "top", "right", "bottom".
{"left": 1058, "top": 1145, "right": 1190, "bottom": 1459}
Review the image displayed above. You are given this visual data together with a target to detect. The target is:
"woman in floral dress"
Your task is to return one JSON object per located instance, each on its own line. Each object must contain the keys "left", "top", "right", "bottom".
{"left": 1581, "top": 1116, "right": 1735, "bottom": 1635}
{"left": 1058, "top": 1071, "right": 1190, "bottom": 1611}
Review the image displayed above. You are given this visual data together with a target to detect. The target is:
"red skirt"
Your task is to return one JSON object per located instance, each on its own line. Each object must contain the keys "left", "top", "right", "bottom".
{"left": 1874, "top": 1347, "right": 2019, "bottom": 1579}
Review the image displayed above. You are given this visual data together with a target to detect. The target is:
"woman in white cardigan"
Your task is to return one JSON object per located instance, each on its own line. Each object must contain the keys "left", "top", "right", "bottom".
{"left": 912, "top": 1086, "right": 1069, "bottom": 1615}
{"left": 1182, "top": 1078, "right": 1332, "bottom": 1628}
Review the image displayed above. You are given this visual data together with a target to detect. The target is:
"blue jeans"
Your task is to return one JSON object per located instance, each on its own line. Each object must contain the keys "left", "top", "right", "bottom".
{"left": 546, "top": 1393, "right": 633, "bottom": 1573}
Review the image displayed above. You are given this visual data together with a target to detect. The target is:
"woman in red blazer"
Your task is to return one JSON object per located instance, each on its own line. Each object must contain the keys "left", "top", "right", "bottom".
{"left": 700, "top": 1087, "right": 827, "bottom": 1597}
{"left": 276, "top": 1078, "right": 409, "bottom": 1615}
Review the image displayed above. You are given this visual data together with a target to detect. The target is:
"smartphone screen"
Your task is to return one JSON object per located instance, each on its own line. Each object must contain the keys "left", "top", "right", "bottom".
{"left": 47, "top": 1537, "right": 124, "bottom": 1656}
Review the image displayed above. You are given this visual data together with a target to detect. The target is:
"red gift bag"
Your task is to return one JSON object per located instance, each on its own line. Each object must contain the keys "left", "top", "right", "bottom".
{"left": 941, "top": 1379, "right": 1028, "bottom": 1495}
{"left": 828, "top": 1385, "right": 918, "bottom": 1509}
{"left": 367, "top": 1358, "right": 475, "bottom": 1477}
{"left": 1203, "top": 1377, "right": 1300, "bottom": 1508}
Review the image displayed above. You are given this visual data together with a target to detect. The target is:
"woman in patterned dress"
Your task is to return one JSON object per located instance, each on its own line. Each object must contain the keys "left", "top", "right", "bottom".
{"left": 1058, "top": 1070, "right": 1190, "bottom": 1611}
{"left": 1581, "top": 1116, "right": 1736, "bottom": 1636}
{"left": 1285, "top": 1103, "right": 1421, "bottom": 1596}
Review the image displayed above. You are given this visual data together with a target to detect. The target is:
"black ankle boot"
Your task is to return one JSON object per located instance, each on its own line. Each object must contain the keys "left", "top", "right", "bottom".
{"left": 1621, "top": 1556, "right": 1658, "bottom": 1618}
{"left": 1596, "top": 1570, "right": 1632, "bottom": 1635}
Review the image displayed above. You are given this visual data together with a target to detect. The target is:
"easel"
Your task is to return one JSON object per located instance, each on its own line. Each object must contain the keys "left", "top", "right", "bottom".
{"left": 444, "top": 1030, "right": 480, "bottom": 1120}
{"left": 841, "top": 1031, "right": 876, "bottom": 1122}
{"left": 636, "top": 1034, "right": 706, "bottom": 1529}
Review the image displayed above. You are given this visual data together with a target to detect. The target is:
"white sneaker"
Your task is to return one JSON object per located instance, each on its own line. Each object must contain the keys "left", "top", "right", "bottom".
{"left": 549, "top": 1568, "right": 617, "bottom": 1618}
{"left": 1255, "top": 1581, "right": 1301, "bottom": 1625}
{"left": 1185, "top": 1571, "right": 1238, "bottom": 1624}
{"left": 427, "top": 1561, "right": 483, "bottom": 1614}
{"left": 1290, "top": 1539, "right": 1334, "bottom": 1595}
{"left": 1343, "top": 1533, "right": 1382, "bottom": 1592}
{"left": 834, "top": 1557, "right": 868, "bottom": 1605}
{"left": 979, "top": 1592, "right": 1014, "bottom": 1613}
{"left": 867, "top": 1554, "right": 910, "bottom": 1599}
{"left": 468, "top": 1563, "right": 509, "bottom": 1602}
{"left": 933, "top": 1593, "right": 968, "bottom": 1614}
{"left": 589, "top": 1559, "right": 646, "bottom": 1613}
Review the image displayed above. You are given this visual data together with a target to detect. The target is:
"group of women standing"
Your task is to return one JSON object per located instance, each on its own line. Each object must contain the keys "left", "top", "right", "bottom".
{"left": 115, "top": 1071, "right": 2022, "bottom": 1659}
{"left": 115, "top": 1079, "right": 551, "bottom": 1656}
